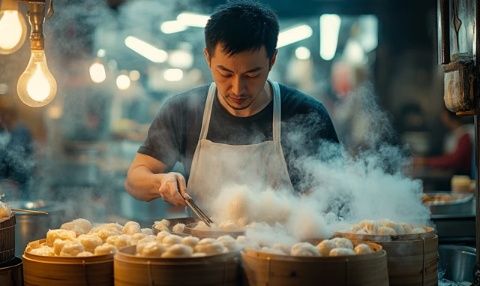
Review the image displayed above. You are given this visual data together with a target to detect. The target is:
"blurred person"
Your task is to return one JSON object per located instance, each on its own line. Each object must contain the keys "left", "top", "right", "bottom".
{"left": 0, "top": 104, "right": 34, "bottom": 196}
{"left": 413, "top": 108, "right": 473, "bottom": 176}
{"left": 125, "top": 1, "right": 339, "bottom": 209}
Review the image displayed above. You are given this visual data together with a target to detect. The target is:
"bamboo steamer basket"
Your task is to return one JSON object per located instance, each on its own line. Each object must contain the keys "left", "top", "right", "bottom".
{"left": 23, "top": 239, "right": 114, "bottom": 286}
{"left": 114, "top": 245, "right": 241, "bottom": 286}
{"left": 0, "top": 213, "right": 15, "bottom": 264}
{"left": 241, "top": 241, "right": 388, "bottom": 286}
{"left": 0, "top": 256, "right": 23, "bottom": 286}
{"left": 336, "top": 227, "right": 438, "bottom": 286}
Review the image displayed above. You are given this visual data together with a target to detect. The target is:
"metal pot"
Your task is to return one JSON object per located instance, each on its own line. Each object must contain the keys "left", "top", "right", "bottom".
{"left": 9, "top": 200, "right": 66, "bottom": 257}
{"left": 439, "top": 244, "right": 476, "bottom": 283}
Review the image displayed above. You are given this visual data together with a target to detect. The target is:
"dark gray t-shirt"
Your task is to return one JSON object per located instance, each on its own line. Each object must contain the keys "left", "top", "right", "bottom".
{"left": 139, "top": 83, "right": 339, "bottom": 192}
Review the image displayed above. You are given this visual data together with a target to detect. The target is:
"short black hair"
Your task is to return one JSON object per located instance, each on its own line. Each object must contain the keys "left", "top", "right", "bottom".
{"left": 204, "top": 0, "right": 279, "bottom": 60}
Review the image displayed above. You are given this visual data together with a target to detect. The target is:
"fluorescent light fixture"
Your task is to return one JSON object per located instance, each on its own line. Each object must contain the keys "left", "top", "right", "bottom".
{"left": 124, "top": 36, "right": 168, "bottom": 63}
{"left": 277, "top": 25, "right": 313, "bottom": 48}
{"left": 116, "top": 74, "right": 131, "bottom": 90}
{"left": 163, "top": 68, "right": 183, "bottom": 82}
{"left": 344, "top": 40, "right": 365, "bottom": 64}
{"left": 320, "top": 14, "right": 341, "bottom": 61}
{"left": 176, "top": 12, "right": 209, "bottom": 28}
{"left": 160, "top": 20, "right": 187, "bottom": 34}
{"left": 295, "top": 46, "right": 311, "bottom": 60}
{"left": 89, "top": 62, "right": 106, "bottom": 83}
{"left": 168, "top": 50, "right": 194, "bottom": 69}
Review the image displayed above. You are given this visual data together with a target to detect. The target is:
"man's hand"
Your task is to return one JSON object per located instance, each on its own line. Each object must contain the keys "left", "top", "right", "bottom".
{"left": 157, "top": 172, "right": 189, "bottom": 206}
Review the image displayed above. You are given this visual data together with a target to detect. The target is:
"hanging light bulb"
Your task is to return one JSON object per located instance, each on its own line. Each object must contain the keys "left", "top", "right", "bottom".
{"left": 0, "top": 0, "right": 28, "bottom": 54}
{"left": 17, "top": 1, "right": 57, "bottom": 107}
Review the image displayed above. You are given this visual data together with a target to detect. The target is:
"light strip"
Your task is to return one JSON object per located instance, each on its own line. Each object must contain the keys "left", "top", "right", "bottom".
{"left": 176, "top": 12, "right": 209, "bottom": 28}
{"left": 277, "top": 25, "right": 313, "bottom": 48}
{"left": 124, "top": 36, "right": 168, "bottom": 63}
{"left": 160, "top": 20, "right": 187, "bottom": 34}
{"left": 320, "top": 14, "right": 341, "bottom": 61}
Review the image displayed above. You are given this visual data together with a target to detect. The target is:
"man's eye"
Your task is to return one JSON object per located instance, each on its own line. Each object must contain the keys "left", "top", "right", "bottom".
{"left": 219, "top": 71, "right": 232, "bottom": 77}
{"left": 246, "top": 73, "right": 260, "bottom": 78}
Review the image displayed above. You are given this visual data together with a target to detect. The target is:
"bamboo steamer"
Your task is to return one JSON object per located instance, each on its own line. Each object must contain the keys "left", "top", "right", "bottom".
{"left": 241, "top": 241, "right": 388, "bottom": 286}
{"left": 0, "top": 214, "right": 15, "bottom": 264}
{"left": 23, "top": 239, "right": 114, "bottom": 286}
{"left": 336, "top": 228, "right": 438, "bottom": 286}
{"left": 114, "top": 245, "right": 241, "bottom": 286}
{"left": 0, "top": 257, "right": 23, "bottom": 286}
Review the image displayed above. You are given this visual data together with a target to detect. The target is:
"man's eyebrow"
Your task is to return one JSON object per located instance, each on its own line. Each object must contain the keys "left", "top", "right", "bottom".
{"left": 216, "top": 65, "right": 263, "bottom": 73}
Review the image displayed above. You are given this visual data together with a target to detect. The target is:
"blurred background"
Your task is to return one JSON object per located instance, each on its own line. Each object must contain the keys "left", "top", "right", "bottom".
{"left": 0, "top": 0, "right": 464, "bottom": 224}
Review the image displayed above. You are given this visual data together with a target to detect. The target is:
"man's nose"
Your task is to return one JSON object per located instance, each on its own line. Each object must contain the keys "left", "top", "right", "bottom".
{"left": 231, "top": 76, "right": 246, "bottom": 96}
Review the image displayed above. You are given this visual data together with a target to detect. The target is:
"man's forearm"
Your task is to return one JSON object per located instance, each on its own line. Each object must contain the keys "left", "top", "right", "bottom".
{"left": 125, "top": 166, "right": 162, "bottom": 202}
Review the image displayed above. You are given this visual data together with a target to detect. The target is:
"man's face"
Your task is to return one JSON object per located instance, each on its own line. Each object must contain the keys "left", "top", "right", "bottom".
{"left": 205, "top": 43, "right": 276, "bottom": 113}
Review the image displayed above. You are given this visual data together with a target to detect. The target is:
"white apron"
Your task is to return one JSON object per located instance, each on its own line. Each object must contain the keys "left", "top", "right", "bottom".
{"left": 187, "top": 80, "right": 294, "bottom": 212}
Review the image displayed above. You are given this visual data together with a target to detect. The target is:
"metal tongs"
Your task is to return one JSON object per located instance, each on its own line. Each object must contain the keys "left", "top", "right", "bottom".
{"left": 176, "top": 180, "right": 213, "bottom": 227}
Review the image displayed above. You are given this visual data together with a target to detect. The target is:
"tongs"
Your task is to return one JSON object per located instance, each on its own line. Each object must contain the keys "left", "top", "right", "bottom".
{"left": 176, "top": 180, "right": 213, "bottom": 227}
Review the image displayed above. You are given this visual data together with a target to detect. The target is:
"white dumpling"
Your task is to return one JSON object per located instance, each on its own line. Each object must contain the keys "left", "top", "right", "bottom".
{"left": 77, "top": 234, "right": 103, "bottom": 253}
{"left": 136, "top": 236, "right": 157, "bottom": 253}
{"left": 122, "top": 221, "right": 141, "bottom": 234}
{"left": 411, "top": 227, "right": 426, "bottom": 234}
{"left": 0, "top": 201, "right": 12, "bottom": 219}
{"left": 260, "top": 247, "right": 285, "bottom": 255}
{"left": 290, "top": 242, "right": 319, "bottom": 257}
{"left": 76, "top": 251, "right": 94, "bottom": 257}
{"left": 331, "top": 238, "right": 353, "bottom": 249}
{"left": 181, "top": 236, "right": 199, "bottom": 248}
{"left": 94, "top": 243, "right": 117, "bottom": 255}
{"left": 156, "top": 230, "right": 171, "bottom": 243}
{"left": 141, "top": 228, "right": 153, "bottom": 235}
{"left": 272, "top": 243, "right": 290, "bottom": 255}
{"left": 161, "top": 244, "right": 193, "bottom": 258}
{"left": 357, "top": 220, "right": 378, "bottom": 234}
{"left": 218, "top": 221, "right": 240, "bottom": 231}
{"left": 46, "top": 229, "right": 76, "bottom": 246}
{"left": 29, "top": 245, "right": 54, "bottom": 256}
{"left": 153, "top": 219, "right": 170, "bottom": 232}
{"left": 61, "top": 218, "right": 92, "bottom": 236}
{"left": 329, "top": 247, "right": 355, "bottom": 257}
{"left": 216, "top": 235, "right": 240, "bottom": 252}
{"left": 378, "top": 226, "right": 396, "bottom": 236}
{"left": 138, "top": 241, "right": 166, "bottom": 257}
{"left": 172, "top": 223, "right": 186, "bottom": 234}
{"left": 316, "top": 239, "right": 337, "bottom": 256}
{"left": 162, "top": 235, "right": 183, "bottom": 247}
{"left": 53, "top": 239, "right": 69, "bottom": 256}
{"left": 354, "top": 243, "right": 373, "bottom": 255}
{"left": 380, "top": 219, "right": 405, "bottom": 235}
{"left": 130, "top": 233, "right": 147, "bottom": 244}
{"left": 192, "top": 252, "right": 207, "bottom": 257}
{"left": 401, "top": 223, "right": 414, "bottom": 234}
{"left": 194, "top": 241, "right": 226, "bottom": 255}
{"left": 60, "top": 240, "right": 84, "bottom": 257}
{"left": 193, "top": 221, "right": 210, "bottom": 231}
{"left": 106, "top": 234, "right": 132, "bottom": 249}
{"left": 198, "top": 238, "right": 216, "bottom": 245}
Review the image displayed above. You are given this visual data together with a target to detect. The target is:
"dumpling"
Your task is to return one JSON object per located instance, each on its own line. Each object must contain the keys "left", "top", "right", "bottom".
{"left": 260, "top": 247, "right": 285, "bottom": 255}
{"left": 161, "top": 244, "right": 193, "bottom": 258}
{"left": 30, "top": 245, "right": 54, "bottom": 256}
{"left": 181, "top": 236, "right": 199, "bottom": 248}
{"left": 411, "top": 227, "right": 426, "bottom": 234}
{"left": 162, "top": 235, "right": 183, "bottom": 247}
{"left": 136, "top": 236, "right": 157, "bottom": 253}
{"left": 329, "top": 247, "right": 355, "bottom": 257}
{"left": 198, "top": 238, "right": 216, "bottom": 245}
{"left": 77, "top": 234, "right": 103, "bottom": 253}
{"left": 378, "top": 226, "right": 396, "bottom": 236}
{"left": 218, "top": 221, "right": 240, "bottom": 231}
{"left": 156, "top": 230, "right": 171, "bottom": 243}
{"left": 53, "top": 239, "right": 69, "bottom": 256}
{"left": 130, "top": 233, "right": 147, "bottom": 244}
{"left": 46, "top": 229, "right": 76, "bottom": 246}
{"left": 0, "top": 201, "right": 12, "bottom": 219}
{"left": 61, "top": 218, "right": 92, "bottom": 236}
{"left": 216, "top": 235, "right": 239, "bottom": 252}
{"left": 60, "top": 241, "right": 85, "bottom": 257}
{"left": 290, "top": 242, "right": 319, "bottom": 257}
{"left": 271, "top": 243, "right": 290, "bottom": 255}
{"left": 316, "top": 239, "right": 337, "bottom": 256}
{"left": 194, "top": 241, "right": 226, "bottom": 255}
{"left": 153, "top": 219, "right": 170, "bottom": 232}
{"left": 122, "top": 221, "right": 141, "bottom": 235}
{"left": 94, "top": 243, "right": 117, "bottom": 255}
{"left": 106, "top": 234, "right": 132, "bottom": 249}
{"left": 380, "top": 219, "right": 405, "bottom": 235}
{"left": 90, "top": 223, "right": 123, "bottom": 241}
{"left": 193, "top": 221, "right": 210, "bottom": 231}
{"left": 331, "top": 238, "right": 353, "bottom": 249}
{"left": 76, "top": 251, "right": 94, "bottom": 257}
{"left": 172, "top": 223, "right": 185, "bottom": 234}
{"left": 137, "top": 241, "right": 166, "bottom": 257}
{"left": 401, "top": 223, "right": 414, "bottom": 234}
{"left": 192, "top": 252, "right": 207, "bottom": 257}
{"left": 354, "top": 243, "right": 373, "bottom": 255}
{"left": 141, "top": 228, "right": 153, "bottom": 235}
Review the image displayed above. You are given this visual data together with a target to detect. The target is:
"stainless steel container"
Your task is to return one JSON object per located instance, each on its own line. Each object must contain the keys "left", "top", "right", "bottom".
{"left": 438, "top": 244, "right": 476, "bottom": 283}
{"left": 9, "top": 200, "right": 66, "bottom": 257}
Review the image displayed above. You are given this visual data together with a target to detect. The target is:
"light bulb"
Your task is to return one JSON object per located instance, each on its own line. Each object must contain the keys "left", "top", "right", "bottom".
{"left": 0, "top": 2, "right": 27, "bottom": 54}
{"left": 17, "top": 50, "right": 57, "bottom": 107}
{"left": 89, "top": 61, "right": 106, "bottom": 83}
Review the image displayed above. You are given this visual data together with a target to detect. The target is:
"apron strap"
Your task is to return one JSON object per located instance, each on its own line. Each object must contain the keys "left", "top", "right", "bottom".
{"left": 198, "top": 83, "right": 217, "bottom": 140}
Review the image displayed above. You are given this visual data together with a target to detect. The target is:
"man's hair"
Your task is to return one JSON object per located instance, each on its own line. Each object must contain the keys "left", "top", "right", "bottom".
{"left": 204, "top": 0, "right": 279, "bottom": 60}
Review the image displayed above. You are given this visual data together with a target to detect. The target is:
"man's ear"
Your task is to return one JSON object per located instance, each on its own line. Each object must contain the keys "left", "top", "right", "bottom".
{"left": 269, "top": 49, "right": 277, "bottom": 70}
{"left": 204, "top": 48, "right": 211, "bottom": 67}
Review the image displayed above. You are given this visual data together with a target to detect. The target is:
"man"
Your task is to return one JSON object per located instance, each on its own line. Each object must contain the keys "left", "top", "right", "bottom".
{"left": 125, "top": 1, "right": 339, "bottom": 210}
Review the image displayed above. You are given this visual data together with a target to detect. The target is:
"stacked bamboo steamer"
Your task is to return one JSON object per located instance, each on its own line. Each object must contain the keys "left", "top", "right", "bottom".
{"left": 241, "top": 240, "right": 389, "bottom": 286}
{"left": 23, "top": 239, "right": 114, "bottom": 286}
{"left": 0, "top": 204, "right": 24, "bottom": 286}
{"left": 336, "top": 225, "right": 438, "bottom": 286}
